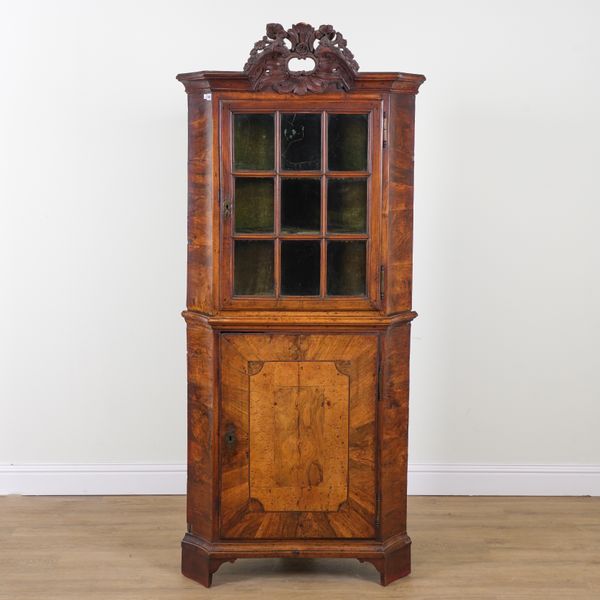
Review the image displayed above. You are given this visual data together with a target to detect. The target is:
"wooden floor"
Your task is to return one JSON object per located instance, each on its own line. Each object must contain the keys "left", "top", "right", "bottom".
{"left": 1, "top": 496, "right": 599, "bottom": 599}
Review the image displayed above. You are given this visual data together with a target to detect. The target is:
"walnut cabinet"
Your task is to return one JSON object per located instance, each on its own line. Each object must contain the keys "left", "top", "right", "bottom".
{"left": 176, "top": 22, "right": 425, "bottom": 587}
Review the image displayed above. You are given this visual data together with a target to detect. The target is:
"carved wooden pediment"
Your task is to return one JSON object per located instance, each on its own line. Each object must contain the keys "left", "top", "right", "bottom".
{"left": 243, "top": 22, "right": 359, "bottom": 95}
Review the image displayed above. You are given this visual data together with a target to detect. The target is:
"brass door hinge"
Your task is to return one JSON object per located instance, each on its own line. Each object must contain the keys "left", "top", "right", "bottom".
{"left": 380, "top": 265, "right": 385, "bottom": 299}
{"left": 382, "top": 112, "right": 388, "bottom": 148}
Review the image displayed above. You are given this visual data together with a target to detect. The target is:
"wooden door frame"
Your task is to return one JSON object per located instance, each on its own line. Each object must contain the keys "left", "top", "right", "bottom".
{"left": 218, "top": 97, "right": 384, "bottom": 312}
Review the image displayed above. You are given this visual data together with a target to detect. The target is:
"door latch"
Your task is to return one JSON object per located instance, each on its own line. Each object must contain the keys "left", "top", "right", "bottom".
{"left": 222, "top": 197, "right": 231, "bottom": 219}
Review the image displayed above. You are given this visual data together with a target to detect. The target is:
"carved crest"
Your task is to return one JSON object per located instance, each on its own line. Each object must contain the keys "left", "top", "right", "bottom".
{"left": 243, "top": 23, "right": 359, "bottom": 95}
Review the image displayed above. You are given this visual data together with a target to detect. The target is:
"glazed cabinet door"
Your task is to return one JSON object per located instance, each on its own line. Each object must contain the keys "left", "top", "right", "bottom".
{"left": 219, "top": 333, "right": 378, "bottom": 539}
{"left": 219, "top": 101, "right": 383, "bottom": 311}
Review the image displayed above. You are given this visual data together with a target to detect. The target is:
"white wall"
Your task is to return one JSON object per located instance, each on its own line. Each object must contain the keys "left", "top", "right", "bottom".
{"left": 1, "top": 1, "right": 599, "bottom": 493}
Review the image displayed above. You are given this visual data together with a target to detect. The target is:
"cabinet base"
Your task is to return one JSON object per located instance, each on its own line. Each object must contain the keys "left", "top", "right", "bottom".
{"left": 181, "top": 532, "right": 411, "bottom": 587}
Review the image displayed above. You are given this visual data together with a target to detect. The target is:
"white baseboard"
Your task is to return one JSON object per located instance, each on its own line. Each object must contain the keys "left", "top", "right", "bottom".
{"left": 407, "top": 463, "right": 600, "bottom": 496}
{"left": 0, "top": 464, "right": 186, "bottom": 495}
{"left": 1, "top": 463, "right": 599, "bottom": 496}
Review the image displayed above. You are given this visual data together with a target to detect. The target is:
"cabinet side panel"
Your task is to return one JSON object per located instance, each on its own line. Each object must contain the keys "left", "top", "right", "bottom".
{"left": 385, "top": 94, "right": 416, "bottom": 314}
{"left": 379, "top": 322, "right": 411, "bottom": 539}
{"left": 187, "top": 94, "right": 215, "bottom": 313}
{"left": 187, "top": 321, "right": 217, "bottom": 540}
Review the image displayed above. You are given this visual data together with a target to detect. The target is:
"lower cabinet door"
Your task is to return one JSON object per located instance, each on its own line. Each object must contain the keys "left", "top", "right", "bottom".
{"left": 219, "top": 333, "right": 378, "bottom": 539}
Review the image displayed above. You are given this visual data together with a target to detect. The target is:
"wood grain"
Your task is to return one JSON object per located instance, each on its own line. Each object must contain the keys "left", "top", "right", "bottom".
{"left": 186, "top": 93, "right": 216, "bottom": 313}
{"left": 185, "top": 319, "right": 218, "bottom": 541}
{"left": 2, "top": 495, "right": 599, "bottom": 598}
{"left": 219, "top": 334, "right": 377, "bottom": 540}
{"left": 249, "top": 361, "right": 349, "bottom": 512}
{"left": 177, "top": 71, "right": 426, "bottom": 95}
{"left": 383, "top": 92, "right": 416, "bottom": 314}
{"left": 379, "top": 322, "right": 411, "bottom": 540}
{"left": 183, "top": 309, "right": 417, "bottom": 331}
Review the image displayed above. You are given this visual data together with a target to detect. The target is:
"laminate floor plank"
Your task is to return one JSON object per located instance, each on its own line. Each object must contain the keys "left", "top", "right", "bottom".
{"left": 0, "top": 495, "right": 598, "bottom": 599}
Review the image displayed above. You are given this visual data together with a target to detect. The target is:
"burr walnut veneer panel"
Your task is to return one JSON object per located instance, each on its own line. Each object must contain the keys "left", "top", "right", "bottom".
{"left": 220, "top": 334, "right": 377, "bottom": 540}
{"left": 249, "top": 361, "right": 349, "bottom": 512}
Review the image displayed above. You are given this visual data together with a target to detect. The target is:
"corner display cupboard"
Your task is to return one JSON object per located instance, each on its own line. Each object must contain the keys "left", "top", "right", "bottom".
{"left": 176, "top": 23, "right": 425, "bottom": 587}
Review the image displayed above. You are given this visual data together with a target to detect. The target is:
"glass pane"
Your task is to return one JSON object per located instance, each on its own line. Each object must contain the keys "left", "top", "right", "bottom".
{"left": 234, "top": 241, "right": 274, "bottom": 296}
{"left": 327, "top": 241, "right": 366, "bottom": 296}
{"left": 328, "top": 114, "right": 368, "bottom": 171}
{"left": 281, "top": 113, "right": 321, "bottom": 171}
{"left": 234, "top": 178, "right": 274, "bottom": 233}
{"left": 281, "top": 178, "right": 321, "bottom": 233}
{"left": 281, "top": 240, "right": 320, "bottom": 296}
{"left": 233, "top": 114, "right": 274, "bottom": 170}
{"left": 327, "top": 179, "right": 367, "bottom": 233}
